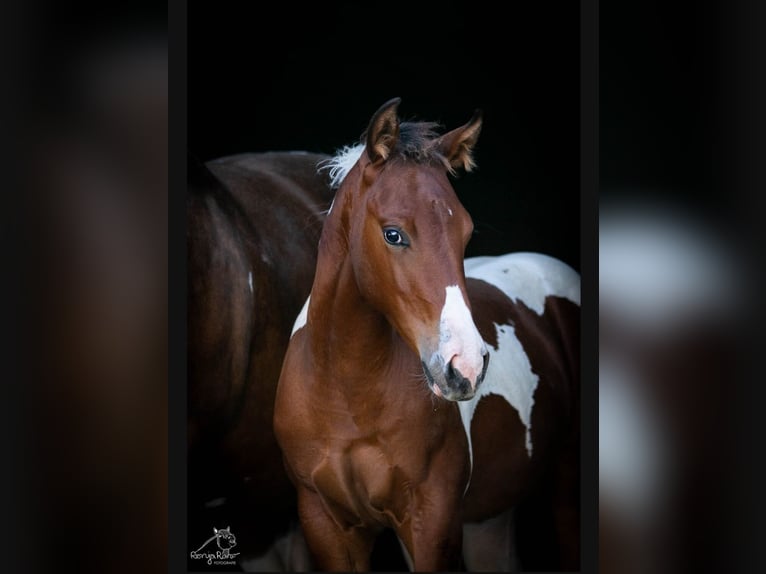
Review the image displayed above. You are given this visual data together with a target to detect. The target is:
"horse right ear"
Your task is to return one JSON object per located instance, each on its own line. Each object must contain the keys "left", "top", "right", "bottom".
{"left": 436, "top": 109, "right": 483, "bottom": 173}
{"left": 364, "top": 97, "right": 401, "bottom": 163}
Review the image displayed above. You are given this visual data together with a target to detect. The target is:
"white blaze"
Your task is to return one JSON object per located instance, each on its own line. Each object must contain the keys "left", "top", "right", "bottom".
{"left": 247, "top": 271, "right": 253, "bottom": 294}
{"left": 438, "top": 285, "right": 487, "bottom": 386}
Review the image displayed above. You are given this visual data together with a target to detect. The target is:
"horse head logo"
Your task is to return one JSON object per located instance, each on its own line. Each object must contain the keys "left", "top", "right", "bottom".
{"left": 191, "top": 525, "right": 240, "bottom": 564}
{"left": 213, "top": 526, "right": 236, "bottom": 551}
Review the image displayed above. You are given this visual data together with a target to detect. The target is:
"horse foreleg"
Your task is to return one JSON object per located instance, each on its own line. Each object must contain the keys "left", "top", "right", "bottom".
{"left": 296, "top": 488, "right": 374, "bottom": 572}
{"left": 462, "top": 508, "right": 519, "bottom": 572}
{"left": 397, "top": 495, "right": 464, "bottom": 571}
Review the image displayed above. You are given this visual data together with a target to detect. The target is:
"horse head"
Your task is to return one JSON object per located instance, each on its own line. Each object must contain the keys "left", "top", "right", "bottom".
{"left": 335, "top": 97, "right": 489, "bottom": 401}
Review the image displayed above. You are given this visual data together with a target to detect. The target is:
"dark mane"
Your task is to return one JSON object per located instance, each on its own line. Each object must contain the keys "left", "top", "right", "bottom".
{"left": 366, "top": 120, "right": 447, "bottom": 166}
{"left": 322, "top": 120, "right": 453, "bottom": 189}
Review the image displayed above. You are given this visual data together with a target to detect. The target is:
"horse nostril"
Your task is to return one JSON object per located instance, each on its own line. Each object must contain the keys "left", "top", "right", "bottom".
{"left": 447, "top": 358, "right": 457, "bottom": 380}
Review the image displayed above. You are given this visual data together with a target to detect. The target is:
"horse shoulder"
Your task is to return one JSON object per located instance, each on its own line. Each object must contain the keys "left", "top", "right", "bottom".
{"left": 274, "top": 333, "right": 312, "bottom": 431}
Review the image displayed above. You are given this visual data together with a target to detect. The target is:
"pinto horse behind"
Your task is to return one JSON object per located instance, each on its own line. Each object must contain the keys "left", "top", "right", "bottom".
{"left": 187, "top": 150, "right": 335, "bottom": 568}
{"left": 274, "top": 98, "right": 581, "bottom": 571}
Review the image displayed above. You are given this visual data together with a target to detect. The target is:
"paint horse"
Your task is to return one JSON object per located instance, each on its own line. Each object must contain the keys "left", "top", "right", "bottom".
{"left": 274, "top": 98, "right": 580, "bottom": 571}
{"left": 187, "top": 150, "right": 335, "bottom": 567}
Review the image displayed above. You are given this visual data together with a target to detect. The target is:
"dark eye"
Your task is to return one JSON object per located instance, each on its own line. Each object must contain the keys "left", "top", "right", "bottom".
{"left": 383, "top": 227, "right": 408, "bottom": 246}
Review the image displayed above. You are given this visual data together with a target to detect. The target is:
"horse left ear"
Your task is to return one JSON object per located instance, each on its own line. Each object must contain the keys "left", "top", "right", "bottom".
{"left": 365, "top": 97, "right": 401, "bottom": 164}
{"left": 437, "top": 109, "right": 483, "bottom": 172}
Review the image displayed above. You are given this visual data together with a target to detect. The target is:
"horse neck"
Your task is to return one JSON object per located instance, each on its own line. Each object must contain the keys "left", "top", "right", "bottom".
{"left": 306, "top": 174, "right": 402, "bottom": 390}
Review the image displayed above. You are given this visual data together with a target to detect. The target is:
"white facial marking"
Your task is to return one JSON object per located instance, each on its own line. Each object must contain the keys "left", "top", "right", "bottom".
{"left": 448, "top": 207, "right": 453, "bottom": 216}
{"left": 456, "top": 252, "right": 581, "bottom": 472}
{"left": 247, "top": 271, "right": 253, "bottom": 294}
{"left": 439, "top": 285, "right": 487, "bottom": 387}
{"left": 291, "top": 294, "right": 311, "bottom": 337}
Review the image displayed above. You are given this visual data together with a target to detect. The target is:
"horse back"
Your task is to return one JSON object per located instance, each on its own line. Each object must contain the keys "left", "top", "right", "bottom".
{"left": 188, "top": 151, "right": 333, "bottom": 428}
{"left": 212, "top": 153, "right": 331, "bottom": 298}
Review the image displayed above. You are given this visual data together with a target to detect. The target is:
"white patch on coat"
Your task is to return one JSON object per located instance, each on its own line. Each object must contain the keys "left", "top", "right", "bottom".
{"left": 291, "top": 295, "right": 311, "bottom": 337}
{"left": 458, "top": 326, "right": 539, "bottom": 458}
{"left": 247, "top": 271, "right": 253, "bottom": 294}
{"left": 457, "top": 252, "right": 581, "bottom": 467}
{"left": 439, "top": 286, "right": 487, "bottom": 387}
{"left": 463, "top": 252, "right": 580, "bottom": 314}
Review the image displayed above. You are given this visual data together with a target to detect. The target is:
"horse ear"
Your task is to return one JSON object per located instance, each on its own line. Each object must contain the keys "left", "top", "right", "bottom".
{"left": 437, "top": 109, "right": 483, "bottom": 172}
{"left": 365, "top": 97, "right": 401, "bottom": 163}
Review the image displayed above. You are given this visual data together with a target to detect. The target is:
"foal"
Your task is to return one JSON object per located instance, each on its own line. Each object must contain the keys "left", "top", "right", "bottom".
{"left": 274, "top": 98, "right": 580, "bottom": 571}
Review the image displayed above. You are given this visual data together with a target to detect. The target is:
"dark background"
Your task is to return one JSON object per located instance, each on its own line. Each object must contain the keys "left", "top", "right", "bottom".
{"left": 188, "top": 0, "right": 581, "bottom": 272}
{"left": 599, "top": 3, "right": 766, "bottom": 574}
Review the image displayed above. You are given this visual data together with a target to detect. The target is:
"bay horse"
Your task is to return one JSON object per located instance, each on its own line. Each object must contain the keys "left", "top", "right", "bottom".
{"left": 187, "top": 150, "right": 335, "bottom": 568}
{"left": 274, "top": 98, "right": 580, "bottom": 571}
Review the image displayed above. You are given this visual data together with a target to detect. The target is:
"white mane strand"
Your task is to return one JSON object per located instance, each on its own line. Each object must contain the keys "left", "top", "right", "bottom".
{"left": 318, "top": 144, "right": 365, "bottom": 189}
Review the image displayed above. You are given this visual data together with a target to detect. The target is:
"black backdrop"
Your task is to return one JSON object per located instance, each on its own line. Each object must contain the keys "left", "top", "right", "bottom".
{"left": 188, "top": 0, "right": 581, "bottom": 272}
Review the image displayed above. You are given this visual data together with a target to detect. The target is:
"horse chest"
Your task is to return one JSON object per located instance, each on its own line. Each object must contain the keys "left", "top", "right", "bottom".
{"left": 310, "top": 440, "right": 411, "bottom": 529}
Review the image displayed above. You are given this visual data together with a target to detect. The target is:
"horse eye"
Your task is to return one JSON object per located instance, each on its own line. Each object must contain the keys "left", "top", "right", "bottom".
{"left": 383, "top": 227, "right": 407, "bottom": 246}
